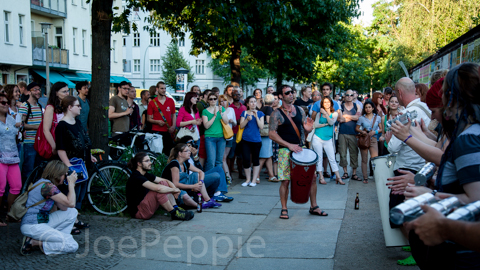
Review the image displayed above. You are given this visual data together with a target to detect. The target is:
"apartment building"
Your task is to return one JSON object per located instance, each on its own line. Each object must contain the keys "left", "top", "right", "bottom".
{"left": 0, "top": 0, "right": 125, "bottom": 90}
{"left": 121, "top": 4, "right": 225, "bottom": 92}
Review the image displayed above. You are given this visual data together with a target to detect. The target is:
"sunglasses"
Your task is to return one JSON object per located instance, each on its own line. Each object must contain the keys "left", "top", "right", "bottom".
{"left": 345, "top": 94, "right": 354, "bottom": 97}
{"left": 0, "top": 101, "right": 8, "bottom": 105}
{"left": 283, "top": 90, "right": 294, "bottom": 96}
{"left": 209, "top": 98, "right": 217, "bottom": 101}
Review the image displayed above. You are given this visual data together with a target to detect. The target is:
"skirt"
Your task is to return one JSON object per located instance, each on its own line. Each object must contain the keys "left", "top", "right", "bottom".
{"left": 259, "top": 136, "right": 273, "bottom": 158}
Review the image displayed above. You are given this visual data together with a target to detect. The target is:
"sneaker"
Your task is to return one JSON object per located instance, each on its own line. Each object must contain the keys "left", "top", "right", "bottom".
{"left": 213, "top": 193, "right": 234, "bottom": 202}
{"left": 226, "top": 176, "right": 232, "bottom": 186}
{"left": 202, "top": 200, "right": 221, "bottom": 209}
{"left": 171, "top": 209, "right": 194, "bottom": 221}
{"left": 241, "top": 182, "right": 250, "bottom": 187}
{"left": 249, "top": 182, "right": 257, "bottom": 187}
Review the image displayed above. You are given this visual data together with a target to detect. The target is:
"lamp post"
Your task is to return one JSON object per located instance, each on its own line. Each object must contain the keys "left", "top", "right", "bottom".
{"left": 142, "top": 44, "right": 153, "bottom": 89}
{"left": 40, "top": 22, "right": 53, "bottom": 96}
{"left": 175, "top": 68, "right": 189, "bottom": 93}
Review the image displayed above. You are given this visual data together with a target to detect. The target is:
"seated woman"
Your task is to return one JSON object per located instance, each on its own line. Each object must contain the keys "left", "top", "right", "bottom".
{"left": 126, "top": 152, "right": 194, "bottom": 221}
{"left": 161, "top": 144, "right": 222, "bottom": 209}
{"left": 20, "top": 160, "right": 79, "bottom": 255}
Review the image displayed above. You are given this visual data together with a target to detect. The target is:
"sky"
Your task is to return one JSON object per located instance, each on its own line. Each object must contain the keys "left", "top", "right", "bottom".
{"left": 353, "top": 0, "right": 377, "bottom": 27}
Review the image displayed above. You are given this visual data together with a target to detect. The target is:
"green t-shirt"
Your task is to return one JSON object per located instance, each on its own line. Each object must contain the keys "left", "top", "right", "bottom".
{"left": 202, "top": 107, "right": 225, "bottom": 138}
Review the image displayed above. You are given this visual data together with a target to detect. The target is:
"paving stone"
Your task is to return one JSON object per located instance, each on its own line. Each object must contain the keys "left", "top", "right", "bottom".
{"left": 226, "top": 258, "right": 334, "bottom": 270}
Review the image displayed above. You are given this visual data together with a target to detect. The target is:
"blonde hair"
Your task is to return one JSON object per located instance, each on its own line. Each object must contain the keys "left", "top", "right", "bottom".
{"left": 41, "top": 160, "right": 69, "bottom": 185}
{"left": 218, "top": 94, "right": 228, "bottom": 103}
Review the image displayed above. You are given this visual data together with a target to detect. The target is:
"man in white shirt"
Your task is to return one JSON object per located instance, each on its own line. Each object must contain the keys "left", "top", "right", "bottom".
{"left": 386, "top": 77, "right": 431, "bottom": 229}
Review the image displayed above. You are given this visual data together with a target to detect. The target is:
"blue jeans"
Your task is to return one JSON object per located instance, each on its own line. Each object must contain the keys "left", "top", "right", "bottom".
{"left": 75, "top": 181, "right": 88, "bottom": 210}
{"left": 204, "top": 136, "right": 226, "bottom": 172}
{"left": 22, "top": 143, "right": 38, "bottom": 182}
{"left": 204, "top": 166, "right": 228, "bottom": 193}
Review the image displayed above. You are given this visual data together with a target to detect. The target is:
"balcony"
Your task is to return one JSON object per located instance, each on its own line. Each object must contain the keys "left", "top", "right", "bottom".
{"left": 31, "top": 0, "right": 67, "bottom": 18}
{"left": 32, "top": 31, "right": 69, "bottom": 69}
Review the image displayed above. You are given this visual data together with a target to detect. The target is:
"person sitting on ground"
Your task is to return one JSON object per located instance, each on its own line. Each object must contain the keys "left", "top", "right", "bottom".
{"left": 161, "top": 144, "right": 222, "bottom": 209}
{"left": 20, "top": 160, "right": 79, "bottom": 255}
{"left": 126, "top": 152, "right": 194, "bottom": 220}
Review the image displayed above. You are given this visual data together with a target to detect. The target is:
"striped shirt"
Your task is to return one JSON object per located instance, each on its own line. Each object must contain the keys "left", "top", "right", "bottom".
{"left": 18, "top": 102, "right": 43, "bottom": 144}
{"left": 439, "top": 123, "right": 480, "bottom": 194}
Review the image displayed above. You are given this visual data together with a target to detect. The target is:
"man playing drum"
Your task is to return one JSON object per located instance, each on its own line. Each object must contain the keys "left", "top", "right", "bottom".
{"left": 269, "top": 85, "right": 327, "bottom": 219}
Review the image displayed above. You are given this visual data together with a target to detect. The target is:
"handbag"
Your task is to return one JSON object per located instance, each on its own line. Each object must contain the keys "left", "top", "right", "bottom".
{"left": 221, "top": 119, "right": 234, "bottom": 140}
{"left": 176, "top": 126, "right": 199, "bottom": 141}
{"left": 66, "top": 157, "right": 89, "bottom": 184}
{"left": 236, "top": 127, "right": 244, "bottom": 143}
{"left": 7, "top": 181, "right": 47, "bottom": 221}
{"left": 34, "top": 110, "right": 57, "bottom": 159}
{"left": 356, "top": 115, "right": 377, "bottom": 150}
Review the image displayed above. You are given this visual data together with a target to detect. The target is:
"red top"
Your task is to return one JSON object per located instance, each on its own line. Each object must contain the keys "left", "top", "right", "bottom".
{"left": 147, "top": 97, "right": 175, "bottom": 132}
{"left": 229, "top": 102, "right": 247, "bottom": 134}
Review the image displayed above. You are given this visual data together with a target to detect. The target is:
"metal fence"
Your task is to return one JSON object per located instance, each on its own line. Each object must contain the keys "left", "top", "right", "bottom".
{"left": 32, "top": 31, "right": 69, "bottom": 66}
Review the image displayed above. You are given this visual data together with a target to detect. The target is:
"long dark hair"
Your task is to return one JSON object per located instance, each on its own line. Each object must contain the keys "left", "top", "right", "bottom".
{"left": 362, "top": 100, "right": 378, "bottom": 116}
{"left": 183, "top": 92, "right": 198, "bottom": 114}
{"left": 372, "top": 92, "right": 386, "bottom": 115}
{"left": 436, "top": 62, "right": 480, "bottom": 192}
{"left": 127, "top": 152, "right": 149, "bottom": 170}
{"left": 321, "top": 96, "right": 335, "bottom": 113}
{"left": 48, "top": 82, "right": 68, "bottom": 113}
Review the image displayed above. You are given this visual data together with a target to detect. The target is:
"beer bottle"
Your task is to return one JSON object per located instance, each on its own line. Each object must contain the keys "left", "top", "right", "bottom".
{"left": 355, "top": 193, "right": 360, "bottom": 210}
{"left": 197, "top": 193, "right": 203, "bottom": 213}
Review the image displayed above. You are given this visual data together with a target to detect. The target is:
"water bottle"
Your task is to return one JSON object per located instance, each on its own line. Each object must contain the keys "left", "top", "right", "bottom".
{"left": 390, "top": 193, "right": 436, "bottom": 225}
{"left": 197, "top": 193, "right": 202, "bottom": 213}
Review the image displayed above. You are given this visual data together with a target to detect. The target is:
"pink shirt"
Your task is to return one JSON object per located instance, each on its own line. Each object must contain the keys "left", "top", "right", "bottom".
{"left": 229, "top": 102, "right": 247, "bottom": 134}
{"left": 176, "top": 106, "right": 200, "bottom": 129}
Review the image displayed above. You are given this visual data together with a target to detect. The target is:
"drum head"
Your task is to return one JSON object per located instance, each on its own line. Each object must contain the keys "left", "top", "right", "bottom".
{"left": 291, "top": 149, "right": 318, "bottom": 165}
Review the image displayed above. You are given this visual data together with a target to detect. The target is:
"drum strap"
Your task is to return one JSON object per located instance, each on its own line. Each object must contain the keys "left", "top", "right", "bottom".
{"left": 282, "top": 107, "right": 302, "bottom": 142}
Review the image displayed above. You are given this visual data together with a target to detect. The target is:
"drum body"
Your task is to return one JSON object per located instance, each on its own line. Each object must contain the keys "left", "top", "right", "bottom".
{"left": 290, "top": 149, "right": 319, "bottom": 204}
{"left": 371, "top": 154, "right": 408, "bottom": 247}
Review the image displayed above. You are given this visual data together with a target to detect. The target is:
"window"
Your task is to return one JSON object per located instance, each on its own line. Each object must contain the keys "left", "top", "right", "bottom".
{"left": 72, "top": 28, "right": 77, "bottom": 53}
{"left": 81, "top": 0, "right": 84, "bottom": 8}
{"left": 72, "top": 0, "right": 76, "bottom": 5}
{"left": 4, "top": 11, "right": 10, "bottom": 43}
{"left": 123, "top": 59, "right": 131, "bottom": 72}
{"left": 31, "top": 20, "right": 34, "bottom": 32}
{"left": 123, "top": 37, "right": 126, "bottom": 46}
{"left": 133, "top": 59, "right": 140, "bottom": 72}
{"left": 82, "top": 30, "right": 87, "bottom": 55}
{"left": 178, "top": 38, "right": 185, "bottom": 47}
{"left": 150, "top": 59, "right": 160, "bottom": 72}
{"left": 133, "top": 33, "right": 140, "bottom": 47}
{"left": 55, "top": 27, "right": 63, "bottom": 48}
{"left": 19, "top": 15, "right": 24, "bottom": 45}
{"left": 112, "top": 40, "right": 117, "bottom": 62}
{"left": 196, "top": 60, "right": 205, "bottom": 74}
{"left": 150, "top": 32, "right": 160, "bottom": 46}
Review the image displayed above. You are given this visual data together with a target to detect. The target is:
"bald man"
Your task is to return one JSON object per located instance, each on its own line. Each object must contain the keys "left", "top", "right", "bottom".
{"left": 385, "top": 77, "right": 431, "bottom": 230}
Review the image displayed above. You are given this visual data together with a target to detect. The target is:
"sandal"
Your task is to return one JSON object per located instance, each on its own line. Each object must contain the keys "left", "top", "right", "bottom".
{"left": 341, "top": 173, "right": 349, "bottom": 180}
{"left": 279, "top": 209, "right": 289, "bottom": 219}
{"left": 0, "top": 220, "right": 7, "bottom": 227}
{"left": 20, "top": 236, "right": 33, "bottom": 256}
{"left": 323, "top": 172, "right": 331, "bottom": 178}
{"left": 351, "top": 174, "right": 361, "bottom": 181}
{"left": 71, "top": 228, "right": 82, "bottom": 235}
{"left": 397, "top": 255, "right": 417, "bottom": 266}
{"left": 268, "top": 176, "right": 279, "bottom": 182}
{"left": 363, "top": 178, "right": 368, "bottom": 184}
{"left": 309, "top": 206, "right": 328, "bottom": 216}
{"left": 74, "top": 220, "right": 90, "bottom": 229}
{"left": 319, "top": 176, "right": 327, "bottom": 185}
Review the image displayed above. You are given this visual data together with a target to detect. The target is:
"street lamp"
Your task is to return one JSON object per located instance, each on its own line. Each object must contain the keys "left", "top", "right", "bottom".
{"left": 40, "top": 22, "right": 53, "bottom": 96}
{"left": 142, "top": 44, "right": 153, "bottom": 89}
{"left": 175, "top": 68, "right": 189, "bottom": 93}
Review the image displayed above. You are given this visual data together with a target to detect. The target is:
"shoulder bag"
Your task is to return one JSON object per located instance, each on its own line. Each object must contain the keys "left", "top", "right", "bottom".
{"left": 153, "top": 99, "right": 178, "bottom": 139}
{"left": 221, "top": 119, "right": 234, "bottom": 140}
{"left": 356, "top": 115, "right": 377, "bottom": 150}
{"left": 34, "top": 107, "right": 57, "bottom": 159}
{"left": 7, "top": 181, "right": 47, "bottom": 221}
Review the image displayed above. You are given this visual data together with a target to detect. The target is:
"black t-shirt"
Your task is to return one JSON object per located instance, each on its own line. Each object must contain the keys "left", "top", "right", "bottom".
{"left": 294, "top": 98, "right": 313, "bottom": 107}
{"left": 261, "top": 106, "right": 274, "bottom": 124}
{"left": 55, "top": 120, "right": 92, "bottom": 167}
{"left": 161, "top": 160, "right": 190, "bottom": 181}
{"left": 20, "top": 94, "right": 30, "bottom": 103}
{"left": 126, "top": 170, "right": 156, "bottom": 217}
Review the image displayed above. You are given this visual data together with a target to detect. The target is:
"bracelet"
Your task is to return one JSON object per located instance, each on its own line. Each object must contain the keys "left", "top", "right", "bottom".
{"left": 375, "top": 130, "right": 378, "bottom": 135}
{"left": 403, "top": 135, "right": 412, "bottom": 143}
{"left": 431, "top": 190, "right": 437, "bottom": 196}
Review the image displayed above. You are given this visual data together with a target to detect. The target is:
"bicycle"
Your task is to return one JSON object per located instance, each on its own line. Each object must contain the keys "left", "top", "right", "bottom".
{"left": 22, "top": 149, "right": 131, "bottom": 215}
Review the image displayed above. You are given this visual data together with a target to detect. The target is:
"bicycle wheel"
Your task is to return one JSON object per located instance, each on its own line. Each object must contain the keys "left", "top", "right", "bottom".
{"left": 87, "top": 162, "right": 130, "bottom": 215}
{"left": 21, "top": 161, "right": 49, "bottom": 193}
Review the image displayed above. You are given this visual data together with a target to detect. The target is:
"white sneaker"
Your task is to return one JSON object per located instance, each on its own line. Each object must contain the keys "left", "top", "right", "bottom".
{"left": 249, "top": 182, "right": 257, "bottom": 187}
{"left": 241, "top": 182, "right": 250, "bottom": 187}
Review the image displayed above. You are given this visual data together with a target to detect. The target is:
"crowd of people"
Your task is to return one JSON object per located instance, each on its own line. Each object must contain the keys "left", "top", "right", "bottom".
{"left": 1, "top": 61, "right": 479, "bottom": 267}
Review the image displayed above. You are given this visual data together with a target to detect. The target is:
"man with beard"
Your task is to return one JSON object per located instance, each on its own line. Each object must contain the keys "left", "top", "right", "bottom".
{"left": 224, "top": 84, "right": 234, "bottom": 104}
{"left": 148, "top": 81, "right": 177, "bottom": 155}
{"left": 108, "top": 81, "right": 133, "bottom": 134}
{"left": 126, "top": 152, "right": 194, "bottom": 220}
{"left": 269, "top": 85, "right": 326, "bottom": 219}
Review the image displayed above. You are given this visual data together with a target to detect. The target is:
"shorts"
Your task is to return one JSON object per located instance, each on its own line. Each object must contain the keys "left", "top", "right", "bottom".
{"left": 226, "top": 138, "right": 233, "bottom": 148}
{"left": 278, "top": 148, "right": 291, "bottom": 181}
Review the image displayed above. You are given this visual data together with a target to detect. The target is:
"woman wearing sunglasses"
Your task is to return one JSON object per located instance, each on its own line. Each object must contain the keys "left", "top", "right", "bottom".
{"left": 202, "top": 93, "right": 230, "bottom": 172}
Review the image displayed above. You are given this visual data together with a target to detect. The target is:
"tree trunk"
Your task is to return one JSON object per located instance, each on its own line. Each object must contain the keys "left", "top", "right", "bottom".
{"left": 230, "top": 42, "right": 241, "bottom": 87}
{"left": 275, "top": 53, "right": 284, "bottom": 90}
{"left": 91, "top": 0, "right": 113, "bottom": 159}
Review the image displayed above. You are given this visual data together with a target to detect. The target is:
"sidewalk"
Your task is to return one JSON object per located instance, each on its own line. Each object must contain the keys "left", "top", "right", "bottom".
{"left": 113, "top": 174, "right": 349, "bottom": 269}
